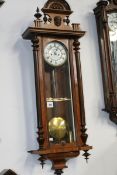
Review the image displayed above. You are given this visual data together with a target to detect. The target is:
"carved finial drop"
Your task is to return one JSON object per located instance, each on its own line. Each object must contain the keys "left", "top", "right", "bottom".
{"left": 82, "top": 150, "right": 91, "bottom": 163}
{"left": 54, "top": 169, "right": 63, "bottom": 175}
{"left": 39, "top": 156, "right": 46, "bottom": 169}
{"left": 34, "top": 7, "right": 42, "bottom": 20}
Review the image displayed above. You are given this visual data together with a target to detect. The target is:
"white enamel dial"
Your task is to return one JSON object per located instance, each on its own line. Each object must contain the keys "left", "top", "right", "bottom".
{"left": 44, "top": 41, "right": 67, "bottom": 67}
{"left": 108, "top": 13, "right": 117, "bottom": 33}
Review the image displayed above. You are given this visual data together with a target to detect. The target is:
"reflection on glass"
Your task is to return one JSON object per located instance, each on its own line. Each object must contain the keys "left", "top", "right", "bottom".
{"left": 108, "top": 13, "right": 117, "bottom": 94}
{"left": 44, "top": 44, "right": 76, "bottom": 144}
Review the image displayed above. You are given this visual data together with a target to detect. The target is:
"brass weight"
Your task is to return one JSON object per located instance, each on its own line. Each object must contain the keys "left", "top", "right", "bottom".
{"left": 48, "top": 117, "right": 67, "bottom": 140}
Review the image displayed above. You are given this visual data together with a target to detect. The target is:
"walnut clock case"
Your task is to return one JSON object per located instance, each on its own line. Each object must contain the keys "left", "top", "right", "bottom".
{"left": 22, "top": 0, "right": 92, "bottom": 174}
{"left": 94, "top": 0, "right": 117, "bottom": 124}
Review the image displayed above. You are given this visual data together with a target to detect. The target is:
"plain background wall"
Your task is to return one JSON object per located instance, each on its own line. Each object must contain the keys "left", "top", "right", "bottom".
{"left": 0, "top": 0, "right": 117, "bottom": 175}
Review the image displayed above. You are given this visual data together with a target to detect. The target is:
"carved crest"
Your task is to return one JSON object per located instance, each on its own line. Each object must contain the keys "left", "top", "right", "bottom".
{"left": 43, "top": 0, "right": 71, "bottom": 11}
{"left": 50, "top": 2, "right": 64, "bottom": 10}
{"left": 41, "top": 0, "right": 73, "bottom": 15}
{"left": 54, "top": 16, "right": 62, "bottom": 26}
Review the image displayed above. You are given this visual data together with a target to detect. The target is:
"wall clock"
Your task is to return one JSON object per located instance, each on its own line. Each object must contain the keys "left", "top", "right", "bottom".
{"left": 94, "top": 0, "right": 117, "bottom": 124}
{"left": 22, "top": 0, "right": 92, "bottom": 174}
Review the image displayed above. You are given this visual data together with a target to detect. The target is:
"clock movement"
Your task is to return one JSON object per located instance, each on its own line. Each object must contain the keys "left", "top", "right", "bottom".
{"left": 94, "top": 0, "right": 117, "bottom": 124}
{"left": 22, "top": 0, "right": 92, "bottom": 174}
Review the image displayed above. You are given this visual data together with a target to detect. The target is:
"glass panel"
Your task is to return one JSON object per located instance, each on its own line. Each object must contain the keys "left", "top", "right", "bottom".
{"left": 108, "top": 13, "right": 117, "bottom": 96}
{"left": 44, "top": 41, "right": 75, "bottom": 144}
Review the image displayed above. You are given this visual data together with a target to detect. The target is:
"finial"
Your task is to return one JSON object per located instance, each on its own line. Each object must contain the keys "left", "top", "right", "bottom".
{"left": 63, "top": 16, "right": 70, "bottom": 25}
{"left": 43, "top": 14, "right": 48, "bottom": 24}
{"left": 83, "top": 150, "right": 91, "bottom": 163}
{"left": 39, "top": 156, "right": 46, "bottom": 169}
{"left": 0, "top": 0, "right": 5, "bottom": 7}
{"left": 43, "top": 14, "right": 52, "bottom": 24}
{"left": 34, "top": 7, "right": 42, "bottom": 20}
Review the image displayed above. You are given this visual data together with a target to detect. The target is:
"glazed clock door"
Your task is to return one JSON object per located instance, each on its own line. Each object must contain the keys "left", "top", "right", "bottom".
{"left": 108, "top": 13, "right": 117, "bottom": 98}
{"left": 44, "top": 39, "right": 75, "bottom": 144}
